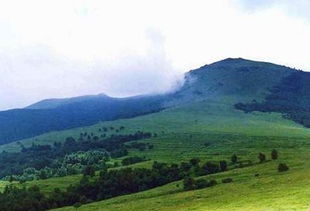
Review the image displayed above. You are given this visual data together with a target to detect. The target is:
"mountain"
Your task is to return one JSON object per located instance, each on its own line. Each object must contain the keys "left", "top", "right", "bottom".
{"left": 26, "top": 94, "right": 112, "bottom": 109}
{"left": 0, "top": 58, "right": 309, "bottom": 145}
{"left": 1, "top": 58, "right": 310, "bottom": 211}
{"left": 0, "top": 94, "right": 166, "bottom": 144}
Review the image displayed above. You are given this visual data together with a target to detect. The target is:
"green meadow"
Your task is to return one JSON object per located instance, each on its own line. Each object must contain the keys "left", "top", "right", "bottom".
{"left": 0, "top": 99, "right": 306, "bottom": 210}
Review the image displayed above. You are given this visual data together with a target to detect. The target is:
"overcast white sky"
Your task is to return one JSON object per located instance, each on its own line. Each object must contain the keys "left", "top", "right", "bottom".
{"left": 1, "top": 0, "right": 310, "bottom": 110}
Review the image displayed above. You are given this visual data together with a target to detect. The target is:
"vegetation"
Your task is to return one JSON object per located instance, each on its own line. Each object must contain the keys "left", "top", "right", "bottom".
{"left": 278, "top": 163, "right": 289, "bottom": 172}
{"left": 0, "top": 59, "right": 309, "bottom": 210}
{"left": 271, "top": 149, "right": 278, "bottom": 160}
{"left": 235, "top": 72, "right": 310, "bottom": 128}
{"left": 0, "top": 131, "right": 152, "bottom": 181}
{"left": 0, "top": 158, "right": 230, "bottom": 210}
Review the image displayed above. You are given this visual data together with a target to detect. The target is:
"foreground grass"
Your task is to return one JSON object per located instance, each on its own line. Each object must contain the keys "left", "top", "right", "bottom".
{"left": 53, "top": 159, "right": 310, "bottom": 211}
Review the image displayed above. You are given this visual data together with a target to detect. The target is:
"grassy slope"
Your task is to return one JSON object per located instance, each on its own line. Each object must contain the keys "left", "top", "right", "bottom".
{"left": 6, "top": 99, "right": 307, "bottom": 210}
{"left": 1, "top": 59, "right": 309, "bottom": 210}
{"left": 54, "top": 162, "right": 310, "bottom": 211}
{"left": 1, "top": 99, "right": 308, "bottom": 153}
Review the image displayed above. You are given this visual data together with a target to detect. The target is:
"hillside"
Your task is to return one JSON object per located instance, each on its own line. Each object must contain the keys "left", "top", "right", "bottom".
{"left": 0, "top": 58, "right": 310, "bottom": 210}
{"left": 0, "top": 58, "right": 303, "bottom": 145}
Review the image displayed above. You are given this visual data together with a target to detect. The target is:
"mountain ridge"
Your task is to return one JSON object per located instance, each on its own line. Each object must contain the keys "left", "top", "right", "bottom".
{"left": 0, "top": 58, "right": 308, "bottom": 145}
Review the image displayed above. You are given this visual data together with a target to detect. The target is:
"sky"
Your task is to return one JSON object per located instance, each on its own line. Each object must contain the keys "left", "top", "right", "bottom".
{"left": 1, "top": 0, "right": 310, "bottom": 110}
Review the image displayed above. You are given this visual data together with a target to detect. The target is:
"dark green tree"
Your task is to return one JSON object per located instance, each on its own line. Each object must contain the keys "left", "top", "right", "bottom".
{"left": 278, "top": 163, "right": 289, "bottom": 172}
{"left": 258, "top": 153, "right": 266, "bottom": 163}
{"left": 83, "top": 165, "right": 95, "bottom": 177}
{"left": 189, "top": 158, "right": 200, "bottom": 166}
{"left": 231, "top": 154, "right": 238, "bottom": 164}
{"left": 219, "top": 160, "right": 228, "bottom": 171}
{"left": 183, "top": 177, "right": 196, "bottom": 190}
{"left": 271, "top": 149, "right": 278, "bottom": 160}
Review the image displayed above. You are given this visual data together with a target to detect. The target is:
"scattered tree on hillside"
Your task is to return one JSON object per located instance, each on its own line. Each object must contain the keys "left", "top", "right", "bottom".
{"left": 219, "top": 160, "right": 228, "bottom": 171}
{"left": 271, "top": 149, "right": 278, "bottom": 160}
{"left": 258, "top": 153, "right": 266, "bottom": 163}
{"left": 183, "top": 176, "right": 196, "bottom": 190}
{"left": 231, "top": 154, "right": 238, "bottom": 164}
{"left": 189, "top": 158, "right": 200, "bottom": 166}
{"left": 278, "top": 163, "right": 289, "bottom": 172}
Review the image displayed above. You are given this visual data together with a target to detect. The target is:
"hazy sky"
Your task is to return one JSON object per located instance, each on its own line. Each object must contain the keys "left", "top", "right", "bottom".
{"left": 1, "top": 0, "right": 310, "bottom": 110}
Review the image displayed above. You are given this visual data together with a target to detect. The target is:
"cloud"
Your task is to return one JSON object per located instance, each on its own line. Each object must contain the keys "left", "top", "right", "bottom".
{"left": 1, "top": 0, "right": 310, "bottom": 110}
{"left": 0, "top": 29, "right": 182, "bottom": 110}
{"left": 235, "top": 0, "right": 310, "bottom": 20}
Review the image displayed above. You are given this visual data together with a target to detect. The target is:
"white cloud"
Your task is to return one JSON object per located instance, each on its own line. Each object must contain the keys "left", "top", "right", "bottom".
{"left": 0, "top": 0, "right": 310, "bottom": 110}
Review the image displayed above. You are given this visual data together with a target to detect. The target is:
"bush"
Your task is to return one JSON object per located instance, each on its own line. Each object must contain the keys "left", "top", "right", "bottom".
{"left": 121, "top": 156, "right": 145, "bottom": 166}
{"left": 231, "top": 154, "right": 238, "bottom": 163}
{"left": 222, "top": 178, "right": 233, "bottom": 183}
{"left": 183, "top": 177, "right": 196, "bottom": 190}
{"left": 271, "top": 149, "right": 278, "bottom": 160}
{"left": 278, "top": 163, "right": 289, "bottom": 172}
{"left": 208, "top": 179, "right": 217, "bottom": 187}
{"left": 195, "top": 178, "right": 208, "bottom": 189}
{"left": 258, "top": 153, "right": 266, "bottom": 163}
{"left": 219, "top": 160, "right": 227, "bottom": 171}
{"left": 189, "top": 158, "right": 200, "bottom": 166}
{"left": 73, "top": 202, "right": 82, "bottom": 208}
{"left": 83, "top": 165, "right": 95, "bottom": 177}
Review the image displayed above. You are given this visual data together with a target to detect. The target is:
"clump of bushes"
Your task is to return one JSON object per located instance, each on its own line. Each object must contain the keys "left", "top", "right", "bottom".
{"left": 183, "top": 177, "right": 217, "bottom": 190}
{"left": 222, "top": 178, "right": 233, "bottom": 183}
{"left": 121, "top": 156, "right": 147, "bottom": 166}
{"left": 278, "top": 163, "right": 289, "bottom": 172}
{"left": 258, "top": 152, "right": 266, "bottom": 163}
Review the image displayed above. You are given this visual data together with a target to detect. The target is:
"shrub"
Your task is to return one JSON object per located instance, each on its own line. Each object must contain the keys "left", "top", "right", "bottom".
{"left": 189, "top": 158, "right": 200, "bottom": 166}
{"left": 278, "top": 163, "right": 289, "bottom": 172}
{"left": 271, "top": 149, "right": 278, "bottom": 160}
{"left": 258, "top": 153, "right": 266, "bottom": 163}
{"left": 222, "top": 178, "right": 233, "bottom": 183}
{"left": 121, "top": 156, "right": 145, "bottom": 166}
{"left": 208, "top": 179, "right": 217, "bottom": 187}
{"left": 73, "top": 202, "right": 82, "bottom": 208}
{"left": 195, "top": 178, "right": 208, "bottom": 189}
{"left": 183, "top": 177, "right": 196, "bottom": 190}
{"left": 219, "top": 160, "right": 228, "bottom": 171}
{"left": 231, "top": 154, "right": 238, "bottom": 163}
{"left": 83, "top": 165, "right": 95, "bottom": 177}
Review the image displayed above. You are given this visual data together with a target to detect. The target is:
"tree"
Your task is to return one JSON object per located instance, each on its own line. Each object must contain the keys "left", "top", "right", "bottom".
{"left": 219, "top": 160, "right": 227, "bottom": 171}
{"left": 271, "top": 149, "right": 278, "bottom": 160}
{"left": 222, "top": 178, "right": 233, "bottom": 183}
{"left": 38, "top": 169, "right": 48, "bottom": 179}
{"left": 189, "top": 158, "right": 200, "bottom": 166}
{"left": 183, "top": 177, "right": 195, "bottom": 190}
{"left": 258, "top": 153, "right": 266, "bottom": 163}
{"left": 231, "top": 154, "right": 238, "bottom": 164}
{"left": 83, "top": 165, "right": 95, "bottom": 177}
{"left": 278, "top": 163, "right": 289, "bottom": 172}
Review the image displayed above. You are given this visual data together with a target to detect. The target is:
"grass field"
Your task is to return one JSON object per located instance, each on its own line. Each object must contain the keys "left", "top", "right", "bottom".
{"left": 53, "top": 156, "right": 310, "bottom": 211}
{"left": 1, "top": 98, "right": 310, "bottom": 210}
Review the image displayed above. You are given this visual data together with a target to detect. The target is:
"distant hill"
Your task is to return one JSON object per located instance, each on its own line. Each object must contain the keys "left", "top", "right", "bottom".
{"left": 26, "top": 94, "right": 112, "bottom": 109}
{"left": 0, "top": 58, "right": 309, "bottom": 145}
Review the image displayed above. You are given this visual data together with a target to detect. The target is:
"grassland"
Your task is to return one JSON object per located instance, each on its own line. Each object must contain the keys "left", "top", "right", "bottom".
{"left": 1, "top": 98, "right": 310, "bottom": 210}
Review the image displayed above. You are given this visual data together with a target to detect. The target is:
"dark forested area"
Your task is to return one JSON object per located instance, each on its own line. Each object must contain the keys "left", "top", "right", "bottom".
{"left": 0, "top": 158, "right": 228, "bottom": 211}
{"left": 235, "top": 71, "right": 310, "bottom": 127}
{"left": 0, "top": 95, "right": 164, "bottom": 145}
{"left": 0, "top": 131, "right": 152, "bottom": 180}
